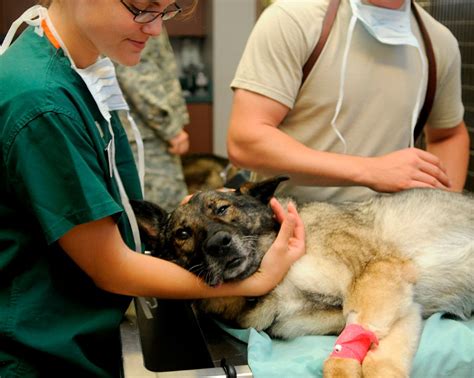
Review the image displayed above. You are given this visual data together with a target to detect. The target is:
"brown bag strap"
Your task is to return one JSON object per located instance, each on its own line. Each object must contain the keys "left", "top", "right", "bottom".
{"left": 301, "top": 0, "right": 341, "bottom": 85}
{"left": 301, "top": 0, "right": 437, "bottom": 142}
{"left": 411, "top": 0, "right": 437, "bottom": 141}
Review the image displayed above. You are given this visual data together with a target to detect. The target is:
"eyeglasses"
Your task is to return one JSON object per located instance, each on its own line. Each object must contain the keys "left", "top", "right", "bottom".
{"left": 120, "top": 0, "right": 182, "bottom": 24}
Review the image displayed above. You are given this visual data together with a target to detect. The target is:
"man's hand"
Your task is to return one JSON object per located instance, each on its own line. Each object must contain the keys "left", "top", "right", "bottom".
{"left": 168, "top": 130, "right": 189, "bottom": 155}
{"left": 364, "top": 148, "right": 451, "bottom": 192}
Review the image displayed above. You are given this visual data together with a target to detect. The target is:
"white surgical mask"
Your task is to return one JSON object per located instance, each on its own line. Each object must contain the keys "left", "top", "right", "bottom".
{"left": 0, "top": 6, "right": 145, "bottom": 252}
{"left": 331, "top": 0, "right": 427, "bottom": 151}
{"left": 350, "top": 0, "right": 419, "bottom": 47}
{"left": 75, "top": 58, "right": 145, "bottom": 191}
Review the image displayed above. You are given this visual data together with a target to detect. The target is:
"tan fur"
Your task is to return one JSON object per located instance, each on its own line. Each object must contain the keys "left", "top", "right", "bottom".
{"left": 324, "top": 357, "right": 362, "bottom": 378}
{"left": 181, "top": 153, "right": 240, "bottom": 193}
{"left": 200, "top": 297, "right": 247, "bottom": 323}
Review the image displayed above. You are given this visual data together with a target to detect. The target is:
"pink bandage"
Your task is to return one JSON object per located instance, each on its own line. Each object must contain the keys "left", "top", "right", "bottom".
{"left": 329, "top": 324, "right": 379, "bottom": 363}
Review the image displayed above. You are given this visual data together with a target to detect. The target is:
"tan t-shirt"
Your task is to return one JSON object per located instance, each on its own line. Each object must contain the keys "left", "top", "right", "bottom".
{"left": 231, "top": 0, "right": 464, "bottom": 203}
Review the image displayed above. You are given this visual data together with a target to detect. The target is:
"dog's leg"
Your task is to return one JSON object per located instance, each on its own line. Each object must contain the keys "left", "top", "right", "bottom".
{"left": 265, "top": 309, "right": 346, "bottom": 339}
{"left": 362, "top": 304, "right": 421, "bottom": 378}
{"left": 323, "top": 257, "right": 419, "bottom": 378}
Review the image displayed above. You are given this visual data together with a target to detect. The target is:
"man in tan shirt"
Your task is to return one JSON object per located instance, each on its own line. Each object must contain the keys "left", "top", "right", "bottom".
{"left": 228, "top": 0, "right": 469, "bottom": 203}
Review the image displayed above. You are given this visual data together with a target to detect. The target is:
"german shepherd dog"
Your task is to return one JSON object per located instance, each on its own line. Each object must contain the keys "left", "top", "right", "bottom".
{"left": 181, "top": 153, "right": 242, "bottom": 194}
{"left": 131, "top": 177, "right": 474, "bottom": 378}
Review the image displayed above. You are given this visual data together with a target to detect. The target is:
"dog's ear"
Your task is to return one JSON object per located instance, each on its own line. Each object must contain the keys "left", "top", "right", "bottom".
{"left": 130, "top": 199, "right": 168, "bottom": 253}
{"left": 237, "top": 176, "right": 289, "bottom": 204}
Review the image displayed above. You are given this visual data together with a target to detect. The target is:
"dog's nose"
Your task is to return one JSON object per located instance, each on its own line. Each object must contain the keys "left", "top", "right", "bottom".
{"left": 205, "top": 231, "right": 232, "bottom": 256}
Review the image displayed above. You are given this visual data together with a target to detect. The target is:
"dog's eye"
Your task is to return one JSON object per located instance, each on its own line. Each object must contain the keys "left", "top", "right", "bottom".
{"left": 175, "top": 228, "right": 191, "bottom": 240}
{"left": 215, "top": 205, "right": 229, "bottom": 216}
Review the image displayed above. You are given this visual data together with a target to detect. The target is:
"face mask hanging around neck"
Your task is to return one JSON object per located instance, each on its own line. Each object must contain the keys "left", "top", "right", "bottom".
{"left": 350, "top": 0, "right": 419, "bottom": 47}
{"left": 331, "top": 0, "right": 428, "bottom": 150}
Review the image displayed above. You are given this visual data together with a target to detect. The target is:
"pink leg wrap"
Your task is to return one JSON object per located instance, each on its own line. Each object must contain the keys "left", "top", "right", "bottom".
{"left": 329, "top": 324, "right": 379, "bottom": 363}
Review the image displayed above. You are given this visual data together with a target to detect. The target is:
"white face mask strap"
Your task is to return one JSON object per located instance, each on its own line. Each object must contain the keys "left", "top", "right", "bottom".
{"left": 330, "top": 15, "right": 357, "bottom": 154}
{"left": 105, "top": 119, "right": 142, "bottom": 252}
{"left": 126, "top": 113, "right": 145, "bottom": 194}
{"left": 403, "top": 0, "right": 411, "bottom": 15}
{"left": 0, "top": 5, "right": 48, "bottom": 55}
{"left": 409, "top": 47, "right": 428, "bottom": 147}
{"left": 112, "top": 162, "right": 143, "bottom": 253}
{"left": 105, "top": 120, "right": 116, "bottom": 179}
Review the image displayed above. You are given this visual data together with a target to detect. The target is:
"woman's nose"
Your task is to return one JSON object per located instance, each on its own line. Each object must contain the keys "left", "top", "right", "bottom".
{"left": 141, "top": 17, "right": 163, "bottom": 36}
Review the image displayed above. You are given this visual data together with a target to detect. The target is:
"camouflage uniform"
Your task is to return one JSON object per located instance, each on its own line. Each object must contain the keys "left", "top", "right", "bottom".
{"left": 116, "top": 29, "right": 190, "bottom": 211}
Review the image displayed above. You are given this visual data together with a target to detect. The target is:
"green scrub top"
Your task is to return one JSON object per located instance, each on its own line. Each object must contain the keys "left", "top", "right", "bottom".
{"left": 0, "top": 27, "right": 143, "bottom": 377}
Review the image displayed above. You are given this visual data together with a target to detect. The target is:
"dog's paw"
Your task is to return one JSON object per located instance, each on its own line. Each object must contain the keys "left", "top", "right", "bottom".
{"left": 323, "top": 357, "right": 362, "bottom": 378}
{"left": 362, "top": 353, "right": 407, "bottom": 378}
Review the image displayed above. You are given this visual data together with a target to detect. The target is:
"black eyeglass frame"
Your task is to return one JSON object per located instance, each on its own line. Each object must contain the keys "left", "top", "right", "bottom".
{"left": 120, "top": 0, "right": 182, "bottom": 24}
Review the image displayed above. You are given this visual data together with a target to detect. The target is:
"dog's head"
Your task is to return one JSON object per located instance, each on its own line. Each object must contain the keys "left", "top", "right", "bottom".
{"left": 131, "top": 176, "right": 289, "bottom": 286}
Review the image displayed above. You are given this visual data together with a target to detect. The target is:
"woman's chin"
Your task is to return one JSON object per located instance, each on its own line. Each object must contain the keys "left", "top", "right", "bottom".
{"left": 112, "top": 52, "right": 142, "bottom": 67}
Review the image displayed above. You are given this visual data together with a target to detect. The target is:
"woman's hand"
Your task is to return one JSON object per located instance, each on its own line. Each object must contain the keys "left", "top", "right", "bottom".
{"left": 224, "top": 198, "right": 305, "bottom": 297}
{"left": 261, "top": 198, "right": 306, "bottom": 286}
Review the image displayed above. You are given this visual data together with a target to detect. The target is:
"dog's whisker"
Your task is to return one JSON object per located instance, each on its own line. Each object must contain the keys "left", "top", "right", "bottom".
{"left": 188, "top": 263, "right": 204, "bottom": 274}
{"left": 204, "top": 270, "right": 212, "bottom": 285}
{"left": 196, "top": 270, "right": 205, "bottom": 280}
{"left": 192, "top": 265, "right": 207, "bottom": 279}
{"left": 242, "top": 235, "right": 258, "bottom": 242}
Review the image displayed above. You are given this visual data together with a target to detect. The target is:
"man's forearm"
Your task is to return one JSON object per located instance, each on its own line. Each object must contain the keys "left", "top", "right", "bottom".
{"left": 426, "top": 123, "right": 470, "bottom": 191}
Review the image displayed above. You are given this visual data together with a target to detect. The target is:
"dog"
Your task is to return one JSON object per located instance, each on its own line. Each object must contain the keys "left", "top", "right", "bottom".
{"left": 181, "top": 153, "right": 243, "bottom": 193}
{"left": 131, "top": 176, "right": 474, "bottom": 377}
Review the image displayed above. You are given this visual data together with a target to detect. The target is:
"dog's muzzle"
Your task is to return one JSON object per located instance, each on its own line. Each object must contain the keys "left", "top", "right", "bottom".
{"left": 205, "top": 230, "right": 232, "bottom": 256}
{"left": 204, "top": 230, "right": 245, "bottom": 277}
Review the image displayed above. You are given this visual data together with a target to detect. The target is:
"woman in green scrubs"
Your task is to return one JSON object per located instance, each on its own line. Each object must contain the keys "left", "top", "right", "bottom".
{"left": 0, "top": 1, "right": 305, "bottom": 376}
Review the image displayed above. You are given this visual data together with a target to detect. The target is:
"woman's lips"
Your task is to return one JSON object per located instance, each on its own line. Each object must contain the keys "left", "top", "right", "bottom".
{"left": 128, "top": 39, "right": 146, "bottom": 49}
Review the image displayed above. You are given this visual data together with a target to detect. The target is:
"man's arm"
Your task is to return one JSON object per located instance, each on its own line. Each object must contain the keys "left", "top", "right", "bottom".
{"left": 227, "top": 89, "right": 366, "bottom": 187}
{"left": 228, "top": 89, "right": 451, "bottom": 192}
{"left": 424, "top": 121, "right": 470, "bottom": 191}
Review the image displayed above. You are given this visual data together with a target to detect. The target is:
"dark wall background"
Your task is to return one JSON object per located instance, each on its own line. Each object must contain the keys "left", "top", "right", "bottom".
{"left": 0, "top": 0, "right": 36, "bottom": 39}
{"left": 420, "top": 0, "right": 473, "bottom": 191}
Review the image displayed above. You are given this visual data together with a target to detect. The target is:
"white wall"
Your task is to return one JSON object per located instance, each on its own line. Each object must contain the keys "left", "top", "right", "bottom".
{"left": 212, "top": 0, "right": 256, "bottom": 156}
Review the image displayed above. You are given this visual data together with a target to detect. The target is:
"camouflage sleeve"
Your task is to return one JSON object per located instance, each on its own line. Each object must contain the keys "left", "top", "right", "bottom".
{"left": 116, "top": 29, "right": 190, "bottom": 141}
